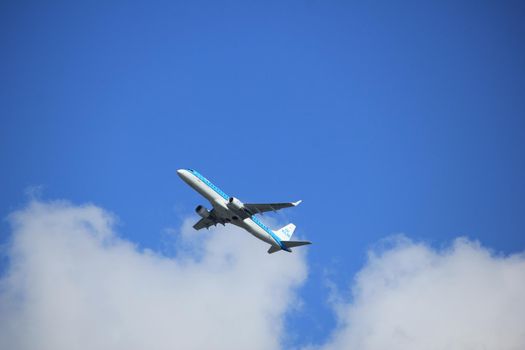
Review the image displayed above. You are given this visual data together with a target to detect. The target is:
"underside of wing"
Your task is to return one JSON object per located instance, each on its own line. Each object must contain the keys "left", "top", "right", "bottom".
{"left": 193, "top": 217, "right": 219, "bottom": 230}
{"left": 244, "top": 200, "right": 302, "bottom": 215}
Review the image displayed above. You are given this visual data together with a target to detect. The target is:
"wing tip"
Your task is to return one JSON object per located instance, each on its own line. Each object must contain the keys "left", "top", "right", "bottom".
{"left": 293, "top": 200, "right": 303, "bottom": 206}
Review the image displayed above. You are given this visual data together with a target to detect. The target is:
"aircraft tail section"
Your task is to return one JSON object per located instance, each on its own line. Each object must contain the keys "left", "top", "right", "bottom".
{"left": 269, "top": 223, "right": 312, "bottom": 254}
{"left": 273, "top": 223, "right": 296, "bottom": 241}
{"left": 267, "top": 246, "right": 281, "bottom": 254}
{"left": 283, "top": 240, "right": 312, "bottom": 249}
{"left": 267, "top": 240, "right": 312, "bottom": 254}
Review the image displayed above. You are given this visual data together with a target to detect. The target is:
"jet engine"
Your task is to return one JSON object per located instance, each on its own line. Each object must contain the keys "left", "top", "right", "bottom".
{"left": 227, "top": 197, "right": 244, "bottom": 211}
{"left": 195, "top": 205, "right": 210, "bottom": 218}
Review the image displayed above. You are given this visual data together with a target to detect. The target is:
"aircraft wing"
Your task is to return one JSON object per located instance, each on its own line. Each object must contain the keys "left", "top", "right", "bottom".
{"left": 244, "top": 200, "right": 302, "bottom": 215}
{"left": 193, "top": 216, "right": 220, "bottom": 230}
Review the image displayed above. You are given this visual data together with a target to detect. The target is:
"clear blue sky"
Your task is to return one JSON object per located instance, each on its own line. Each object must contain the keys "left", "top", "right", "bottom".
{"left": 2, "top": 0, "right": 525, "bottom": 346}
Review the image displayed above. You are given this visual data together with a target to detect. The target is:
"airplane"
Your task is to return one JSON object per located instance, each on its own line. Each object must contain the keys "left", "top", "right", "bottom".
{"left": 177, "top": 168, "right": 311, "bottom": 254}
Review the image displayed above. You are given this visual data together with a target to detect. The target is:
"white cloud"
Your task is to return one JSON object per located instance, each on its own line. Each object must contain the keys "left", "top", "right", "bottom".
{"left": 0, "top": 200, "right": 307, "bottom": 350}
{"left": 313, "top": 236, "right": 525, "bottom": 350}
{"left": 2, "top": 200, "right": 525, "bottom": 350}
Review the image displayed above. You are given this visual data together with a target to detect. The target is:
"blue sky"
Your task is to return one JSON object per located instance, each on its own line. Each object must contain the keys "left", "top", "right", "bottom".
{"left": 1, "top": 1, "right": 525, "bottom": 348}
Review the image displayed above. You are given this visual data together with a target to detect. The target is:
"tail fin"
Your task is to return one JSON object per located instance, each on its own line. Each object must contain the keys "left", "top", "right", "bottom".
{"left": 273, "top": 223, "right": 296, "bottom": 241}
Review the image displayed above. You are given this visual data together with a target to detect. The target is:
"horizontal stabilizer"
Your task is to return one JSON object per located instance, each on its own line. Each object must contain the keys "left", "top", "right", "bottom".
{"left": 267, "top": 246, "right": 281, "bottom": 254}
{"left": 267, "top": 240, "right": 312, "bottom": 254}
{"left": 282, "top": 240, "right": 312, "bottom": 249}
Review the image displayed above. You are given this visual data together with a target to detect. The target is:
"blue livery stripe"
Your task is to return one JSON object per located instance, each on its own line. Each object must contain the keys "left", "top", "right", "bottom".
{"left": 189, "top": 169, "right": 229, "bottom": 200}
{"left": 251, "top": 215, "right": 284, "bottom": 248}
{"left": 188, "top": 169, "right": 283, "bottom": 249}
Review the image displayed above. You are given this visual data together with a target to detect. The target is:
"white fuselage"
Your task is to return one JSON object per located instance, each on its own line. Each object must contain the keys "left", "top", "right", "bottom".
{"left": 177, "top": 169, "right": 282, "bottom": 249}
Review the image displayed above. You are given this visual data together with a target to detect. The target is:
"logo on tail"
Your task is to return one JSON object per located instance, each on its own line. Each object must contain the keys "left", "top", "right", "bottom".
{"left": 273, "top": 223, "right": 296, "bottom": 241}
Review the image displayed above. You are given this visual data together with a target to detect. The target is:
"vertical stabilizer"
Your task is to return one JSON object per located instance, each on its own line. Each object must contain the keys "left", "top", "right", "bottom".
{"left": 273, "top": 223, "right": 296, "bottom": 241}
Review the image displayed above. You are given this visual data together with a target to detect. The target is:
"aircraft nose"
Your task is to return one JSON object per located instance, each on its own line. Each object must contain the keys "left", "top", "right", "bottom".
{"left": 177, "top": 169, "right": 186, "bottom": 178}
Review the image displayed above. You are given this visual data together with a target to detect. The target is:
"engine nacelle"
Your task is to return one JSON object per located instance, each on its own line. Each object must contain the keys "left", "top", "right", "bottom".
{"left": 227, "top": 197, "right": 244, "bottom": 211}
{"left": 195, "top": 205, "right": 210, "bottom": 218}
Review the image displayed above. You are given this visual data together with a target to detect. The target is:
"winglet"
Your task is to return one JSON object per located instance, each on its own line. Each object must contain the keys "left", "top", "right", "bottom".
{"left": 292, "top": 200, "right": 302, "bottom": 206}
